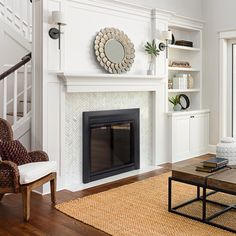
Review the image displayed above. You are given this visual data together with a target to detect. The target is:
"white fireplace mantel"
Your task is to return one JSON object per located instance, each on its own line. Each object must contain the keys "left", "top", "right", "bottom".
{"left": 57, "top": 72, "right": 166, "bottom": 93}
{"left": 55, "top": 71, "right": 168, "bottom": 190}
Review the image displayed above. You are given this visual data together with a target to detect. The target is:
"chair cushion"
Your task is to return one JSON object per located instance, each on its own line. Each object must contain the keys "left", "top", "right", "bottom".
{"left": 18, "top": 161, "right": 57, "bottom": 185}
{"left": 0, "top": 140, "right": 32, "bottom": 165}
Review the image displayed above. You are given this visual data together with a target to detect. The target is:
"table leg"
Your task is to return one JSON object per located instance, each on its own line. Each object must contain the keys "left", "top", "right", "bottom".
{"left": 197, "top": 186, "right": 200, "bottom": 199}
{"left": 202, "top": 186, "right": 207, "bottom": 221}
{"left": 168, "top": 177, "right": 172, "bottom": 212}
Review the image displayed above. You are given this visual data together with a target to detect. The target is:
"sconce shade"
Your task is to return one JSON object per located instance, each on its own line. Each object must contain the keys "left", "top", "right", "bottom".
{"left": 52, "top": 11, "right": 66, "bottom": 25}
{"left": 161, "top": 30, "right": 172, "bottom": 40}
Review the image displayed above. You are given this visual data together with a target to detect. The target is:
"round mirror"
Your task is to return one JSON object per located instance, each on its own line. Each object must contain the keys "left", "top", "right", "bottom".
{"left": 94, "top": 27, "right": 135, "bottom": 74}
{"left": 104, "top": 39, "right": 125, "bottom": 63}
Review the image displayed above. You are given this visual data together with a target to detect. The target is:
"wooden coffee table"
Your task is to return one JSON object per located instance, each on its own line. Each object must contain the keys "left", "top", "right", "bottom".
{"left": 168, "top": 162, "right": 236, "bottom": 233}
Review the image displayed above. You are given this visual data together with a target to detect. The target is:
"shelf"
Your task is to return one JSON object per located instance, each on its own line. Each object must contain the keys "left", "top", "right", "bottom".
{"left": 168, "top": 89, "right": 200, "bottom": 93}
{"left": 169, "top": 45, "right": 200, "bottom": 51}
{"left": 167, "top": 109, "right": 210, "bottom": 117}
{"left": 57, "top": 72, "right": 166, "bottom": 93}
{"left": 57, "top": 72, "right": 166, "bottom": 80}
{"left": 168, "top": 67, "right": 200, "bottom": 72}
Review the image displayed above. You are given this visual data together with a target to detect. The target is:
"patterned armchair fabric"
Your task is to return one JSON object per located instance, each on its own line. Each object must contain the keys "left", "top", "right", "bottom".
{"left": 0, "top": 140, "right": 32, "bottom": 165}
{"left": 0, "top": 118, "right": 13, "bottom": 142}
{"left": 0, "top": 161, "right": 20, "bottom": 192}
{"left": 0, "top": 119, "right": 48, "bottom": 193}
{"left": 29, "top": 151, "right": 49, "bottom": 162}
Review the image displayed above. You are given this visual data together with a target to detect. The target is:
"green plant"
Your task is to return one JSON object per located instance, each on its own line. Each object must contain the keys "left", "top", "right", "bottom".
{"left": 144, "top": 40, "right": 160, "bottom": 57}
{"left": 168, "top": 95, "right": 180, "bottom": 106}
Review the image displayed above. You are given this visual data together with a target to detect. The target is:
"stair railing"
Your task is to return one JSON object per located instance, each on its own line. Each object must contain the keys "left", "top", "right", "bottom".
{"left": 0, "top": 53, "right": 32, "bottom": 125}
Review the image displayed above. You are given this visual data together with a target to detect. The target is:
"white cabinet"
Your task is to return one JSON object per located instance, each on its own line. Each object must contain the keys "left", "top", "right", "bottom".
{"left": 169, "top": 110, "right": 209, "bottom": 163}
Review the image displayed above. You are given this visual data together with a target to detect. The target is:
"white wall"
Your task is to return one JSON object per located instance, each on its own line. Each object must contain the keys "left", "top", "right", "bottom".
{"left": 4, "top": 0, "right": 31, "bottom": 26}
{"left": 127, "top": 0, "right": 203, "bottom": 20}
{"left": 0, "top": 21, "right": 29, "bottom": 67}
{"left": 203, "top": 0, "right": 236, "bottom": 145}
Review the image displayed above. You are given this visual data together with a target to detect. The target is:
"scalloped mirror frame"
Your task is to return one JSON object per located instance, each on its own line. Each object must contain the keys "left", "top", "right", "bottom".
{"left": 94, "top": 27, "right": 135, "bottom": 74}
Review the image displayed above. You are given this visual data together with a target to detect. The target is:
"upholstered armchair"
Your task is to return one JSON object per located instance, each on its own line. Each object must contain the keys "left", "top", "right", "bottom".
{"left": 0, "top": 118, "right": 57, "bottom": 221}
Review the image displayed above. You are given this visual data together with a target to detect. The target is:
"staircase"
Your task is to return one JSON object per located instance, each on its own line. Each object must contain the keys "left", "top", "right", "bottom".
{"left": 0, "top": 0, "right": 32, "bottom": 150}
{"left": 0, "top": 0, "right": 32, "bottom": 42}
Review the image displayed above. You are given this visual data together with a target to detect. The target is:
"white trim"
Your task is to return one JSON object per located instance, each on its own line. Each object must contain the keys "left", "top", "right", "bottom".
{"left": 219, "top": 30, "right": 236, "bottom": 39}
{"left": 208, "top": 145, "right": 216, "bottom": 154}
{"left": 58, "top": 73, "right": 165, "bottom": 92}
{"left": 219, "top": 30, "right": 236, "bottom": 139}
{"left": 57, "top": 72, "right": 165, "bottom": 176}
{"left": 13, "top": 113, "right": 31, "bottom": 140}
{"left": 67, "top": 0, "right": 151, "bottom": 19}
{"left": 0, "top": 18, "right": 31, "bottom": 51}
{"left": 31, "top": 0, "right": 44, "bottom": 150}
{"left": 167, "top": 109, "right": 210, "bottom": 117}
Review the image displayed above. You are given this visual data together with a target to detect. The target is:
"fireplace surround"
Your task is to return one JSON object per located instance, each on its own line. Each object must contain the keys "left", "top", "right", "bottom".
{"left": 83, "top": 108, "right": 140, "bottom": 183}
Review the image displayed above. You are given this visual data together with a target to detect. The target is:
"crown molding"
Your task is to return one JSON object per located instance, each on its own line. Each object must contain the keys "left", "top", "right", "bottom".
{"left": 169, "top": 13, "right": 204, "bottom": 30}
{"left": 67, "top": 0, "right": 152, "bottom": 19}
{"left": 66, "top": 0, "right": 204, "bottom": 28}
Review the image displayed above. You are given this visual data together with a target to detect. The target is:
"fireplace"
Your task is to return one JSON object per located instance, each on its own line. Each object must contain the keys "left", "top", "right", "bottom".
{"left": 83, "top": 109, "right": 140, "bottom": 183}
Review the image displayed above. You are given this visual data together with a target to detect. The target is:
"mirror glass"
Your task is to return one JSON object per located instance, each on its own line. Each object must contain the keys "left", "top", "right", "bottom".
{"left": 104, "top": 39, "right": 125, "bottom": 63}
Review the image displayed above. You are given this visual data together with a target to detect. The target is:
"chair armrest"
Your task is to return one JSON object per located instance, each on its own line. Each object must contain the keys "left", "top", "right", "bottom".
{"left": 28, "top": 151, "right": 49, "bottom": 162}
{"left": 0, "top": 161, "right": 20, "bottom": 193}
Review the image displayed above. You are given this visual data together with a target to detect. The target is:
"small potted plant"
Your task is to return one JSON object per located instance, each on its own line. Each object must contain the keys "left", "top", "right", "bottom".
{"left": 144, "top": 40, "right": 160, "bottom": 75}
{"left": 169, "top": 95, "right": 182, "bottom": 111}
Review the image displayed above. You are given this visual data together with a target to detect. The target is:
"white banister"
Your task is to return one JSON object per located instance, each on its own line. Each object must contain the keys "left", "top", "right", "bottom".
{"left": 23, "top": 64, "right": 28, "bottom": 116}
{"left": 2, "top": 77, "right": 7, "bottom": 119}
{"left": 13, "top": 70, "right": 18, "bottom": 124}
{"left": 1, "top": 56, "right": 32, "bottom": 127}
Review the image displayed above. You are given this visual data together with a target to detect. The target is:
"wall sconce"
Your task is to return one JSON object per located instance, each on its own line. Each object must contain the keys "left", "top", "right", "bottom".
{"left": 158, "top": 30, "right": 172, "bottom": 58}
{"left": 49, "top": 11, "right": 66, "bottom": 50}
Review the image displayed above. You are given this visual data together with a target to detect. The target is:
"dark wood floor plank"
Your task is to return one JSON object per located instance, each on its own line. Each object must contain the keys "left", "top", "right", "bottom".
{"left": 0, "top": 154, "right": 211, "bottom": 236}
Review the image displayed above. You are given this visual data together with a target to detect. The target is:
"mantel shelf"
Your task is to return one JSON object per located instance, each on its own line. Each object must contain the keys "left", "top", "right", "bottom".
{"left": 57, "top": 72, "right": 166, "bottom": 93}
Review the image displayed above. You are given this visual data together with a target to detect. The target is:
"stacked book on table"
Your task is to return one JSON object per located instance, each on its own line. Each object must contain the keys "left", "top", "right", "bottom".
{"left": 196, "top": 157, "right": 228, "bottom": 173}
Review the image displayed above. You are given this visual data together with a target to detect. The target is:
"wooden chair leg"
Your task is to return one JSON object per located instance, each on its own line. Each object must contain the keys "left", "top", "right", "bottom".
{"left": 50, "top": 173, "right": 56, "bottom": 204}
{"left": 0, "top": 194, "right": 4, "bottom": 202}
{"left": 22, "top": 186, "right": 31, "bottom": 221}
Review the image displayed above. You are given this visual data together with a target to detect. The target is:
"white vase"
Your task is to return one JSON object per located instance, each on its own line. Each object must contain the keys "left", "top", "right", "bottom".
{"left": 147, "top": 69, "right": 154, "bottom": 75}
{"left": 147, "top": 56, "right": 155, "bottom": 75}
{"left": 173, "top": 104, "right": 182, "bottom": 111}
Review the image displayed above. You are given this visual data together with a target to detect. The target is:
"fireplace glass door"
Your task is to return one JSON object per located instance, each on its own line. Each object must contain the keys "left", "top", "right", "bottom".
{"left": 83, "top": 109, "right": 140, "bottom": 183}
{"left": 90, "top": 122, "right": 133, "bottom": 173}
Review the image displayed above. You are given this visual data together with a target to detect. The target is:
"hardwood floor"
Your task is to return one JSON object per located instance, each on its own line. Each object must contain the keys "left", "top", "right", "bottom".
{"left": 0, "top": 154, "right": 213, "bottom": 236}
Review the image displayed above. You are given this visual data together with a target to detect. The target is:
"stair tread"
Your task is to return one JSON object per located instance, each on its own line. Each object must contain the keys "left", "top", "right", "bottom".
{"left": 19, "top": 100, "right": 31, "bottom": 103}
{"left": 7, "top": 112, "right": 24, "bottom": 117}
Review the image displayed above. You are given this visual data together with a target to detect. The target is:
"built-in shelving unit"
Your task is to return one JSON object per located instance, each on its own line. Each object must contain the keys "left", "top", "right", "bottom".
{"left": 168, "top": 24, "right": 202, "bottom": 112}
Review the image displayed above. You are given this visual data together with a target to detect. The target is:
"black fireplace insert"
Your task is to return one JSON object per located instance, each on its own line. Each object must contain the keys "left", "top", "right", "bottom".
{"left": 83, "top": 109, "right": 140, "bottom": 183}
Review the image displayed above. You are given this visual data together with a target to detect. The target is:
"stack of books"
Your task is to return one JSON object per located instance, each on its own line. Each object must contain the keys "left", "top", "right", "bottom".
{"left": 173, "top": 74, "right": 188, "bottom": 90}
{"left": 196, "top": 157, "right": 228, "bottom": 173}
{"left": 175, "top": 40, "right": 193, "bottom": 47}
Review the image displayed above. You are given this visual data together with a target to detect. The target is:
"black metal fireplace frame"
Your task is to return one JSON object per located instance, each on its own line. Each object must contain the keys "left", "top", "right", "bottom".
{"left": 83, "top": 109, "right": 140, "bottom": 183}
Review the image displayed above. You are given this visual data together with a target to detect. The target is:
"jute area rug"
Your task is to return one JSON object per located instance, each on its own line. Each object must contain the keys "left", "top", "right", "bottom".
{"left": 56, "top": 173, "right": 236, "bottom": 236}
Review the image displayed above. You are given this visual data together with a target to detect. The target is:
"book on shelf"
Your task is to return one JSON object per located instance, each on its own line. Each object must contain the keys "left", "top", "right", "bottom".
{"left": 195, "top": 164, "right": 226, "bottom": 173}
{"left": 203, "top": 157, "right": 228, "bottom": 168}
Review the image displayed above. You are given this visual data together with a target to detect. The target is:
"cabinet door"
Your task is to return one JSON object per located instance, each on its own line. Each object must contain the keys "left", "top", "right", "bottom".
{"left": 190, "top": 114, "right": 209, "bottom": 154}
{"left": 172, "top": 116, "right": 190, "bottom": 162}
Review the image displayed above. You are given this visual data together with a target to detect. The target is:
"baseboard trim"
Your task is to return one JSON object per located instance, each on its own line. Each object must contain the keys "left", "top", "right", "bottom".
{"left": 208, "top": 145, "right": 216, "bottom": 154}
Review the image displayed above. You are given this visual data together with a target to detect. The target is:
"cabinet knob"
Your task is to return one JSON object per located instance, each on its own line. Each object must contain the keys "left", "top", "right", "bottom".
{"left": 190, "top": 116, "right": 195, "bottom": 118}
